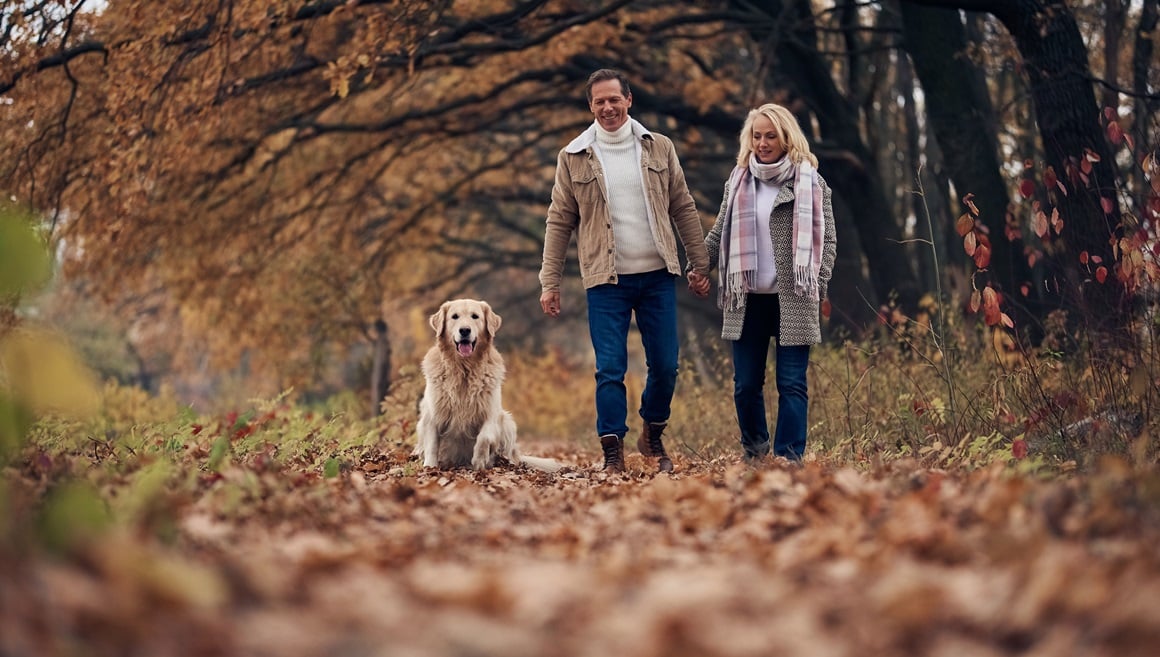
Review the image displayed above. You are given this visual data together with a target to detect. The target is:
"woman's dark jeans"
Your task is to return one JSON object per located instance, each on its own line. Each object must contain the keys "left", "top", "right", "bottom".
{"left": 731, "top": 293, "right": 810, "bottom": 460}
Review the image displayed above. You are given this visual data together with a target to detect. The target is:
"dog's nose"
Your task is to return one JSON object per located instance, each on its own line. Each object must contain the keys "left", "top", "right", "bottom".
{"left": 458, "top": 327, "right": 471, "bottom": 338}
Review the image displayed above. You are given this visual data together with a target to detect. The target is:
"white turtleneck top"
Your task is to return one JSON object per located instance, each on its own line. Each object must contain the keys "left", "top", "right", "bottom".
{"left": 594, "top": 120, "right": 665, "bottom": 275}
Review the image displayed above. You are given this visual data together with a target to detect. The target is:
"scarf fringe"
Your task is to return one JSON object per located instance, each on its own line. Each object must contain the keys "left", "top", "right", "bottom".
{"left": 794, "top": 263, "right": 819, "bottom": 300}
{"left": 722, "top": 269, "right": 754, "bottom": 311}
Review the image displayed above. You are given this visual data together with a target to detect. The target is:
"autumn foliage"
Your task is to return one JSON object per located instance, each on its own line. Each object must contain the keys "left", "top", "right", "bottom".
{"left": 4, "top": 3, "right": 1160, "bottom": 653}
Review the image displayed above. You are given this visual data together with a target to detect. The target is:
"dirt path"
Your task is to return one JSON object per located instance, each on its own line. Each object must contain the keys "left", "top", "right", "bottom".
{"left": 4, "top": 445, "right": 1160, "bottom": 657}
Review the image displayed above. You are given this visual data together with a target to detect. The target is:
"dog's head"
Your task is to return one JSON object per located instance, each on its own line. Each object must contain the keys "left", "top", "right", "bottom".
{"left": 429, "top": 298, "right": 502, "bottom": 358}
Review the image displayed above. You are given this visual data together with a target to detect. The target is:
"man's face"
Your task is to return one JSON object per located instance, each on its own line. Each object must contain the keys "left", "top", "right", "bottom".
{"left": 589, "top": 79, "right": 632, "bottom": 132}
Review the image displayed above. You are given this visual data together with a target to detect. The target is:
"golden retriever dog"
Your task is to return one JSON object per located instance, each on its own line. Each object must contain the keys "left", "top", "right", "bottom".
{"left": 413, "top": 299, "right": 563, "bottom": 473}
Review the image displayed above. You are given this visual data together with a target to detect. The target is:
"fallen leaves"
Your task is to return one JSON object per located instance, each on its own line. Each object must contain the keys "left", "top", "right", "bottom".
{"left": 3, "top": 443, "right": 1160, "bottom": 657}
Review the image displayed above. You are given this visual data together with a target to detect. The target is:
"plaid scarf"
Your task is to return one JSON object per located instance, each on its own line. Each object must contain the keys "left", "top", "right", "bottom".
{"left": 719, "top": 155, "right": 823, "bottom": 311}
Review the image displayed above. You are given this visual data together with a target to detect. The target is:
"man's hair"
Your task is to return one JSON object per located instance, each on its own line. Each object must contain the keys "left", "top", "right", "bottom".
{"left": 585, "top": 69, "right": 631, "bottom": 104}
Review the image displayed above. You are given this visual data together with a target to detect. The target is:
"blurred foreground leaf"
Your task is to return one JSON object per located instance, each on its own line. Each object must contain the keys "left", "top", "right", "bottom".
{"left": 0, "top": 395, "right": 33, "bottom": 461}
{"left": 0, "top": 329, "right": 101, "bottom": 418}
{"left": 37, "top": 482, "right": 112, "bottom": 553}
{"left": 0, "top": 210, "right": 52, "bottom": 299}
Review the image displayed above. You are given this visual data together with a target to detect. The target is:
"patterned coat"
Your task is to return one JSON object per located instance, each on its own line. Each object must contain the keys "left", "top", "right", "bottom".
{"left": 701, "top": 173, "right": 838, "bottom": 345}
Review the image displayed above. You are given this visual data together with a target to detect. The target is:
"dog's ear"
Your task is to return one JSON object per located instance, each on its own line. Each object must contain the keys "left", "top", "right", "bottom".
{"left": 482, "top": 301, "right": 502, "bottom": 337}
{"left": 429, "top": 303, "right": 448, "bottom": 336}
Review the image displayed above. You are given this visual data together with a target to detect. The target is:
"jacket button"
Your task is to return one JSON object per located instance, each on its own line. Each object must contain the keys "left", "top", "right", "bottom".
{"left": 609, "top": 275, "right": 615, "bottom": 281}
{"left": 607, "top": 249, "right": 612, "bottom": 254}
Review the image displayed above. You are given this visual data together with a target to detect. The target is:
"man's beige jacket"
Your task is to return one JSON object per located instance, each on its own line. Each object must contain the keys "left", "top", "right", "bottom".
{"left": 540, "top": 119, "right": 710, "bottom": 292}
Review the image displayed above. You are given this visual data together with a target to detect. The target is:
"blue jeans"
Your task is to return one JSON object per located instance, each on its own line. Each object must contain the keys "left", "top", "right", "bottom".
{"left": 586, "top": 269, "right": 679, "bottom": 438}
{"left": 731, "top": 294, "right": 810, "bottom": 460}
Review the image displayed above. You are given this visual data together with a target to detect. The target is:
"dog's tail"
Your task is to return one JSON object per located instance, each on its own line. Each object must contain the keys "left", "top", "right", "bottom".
{"left": 519, "top": 454, "right": 565, "bottom": 473}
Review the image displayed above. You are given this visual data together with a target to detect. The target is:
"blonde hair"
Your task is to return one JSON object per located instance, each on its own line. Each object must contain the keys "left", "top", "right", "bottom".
{"left": 735, "top": 103, "right": 818, "bottom": 169}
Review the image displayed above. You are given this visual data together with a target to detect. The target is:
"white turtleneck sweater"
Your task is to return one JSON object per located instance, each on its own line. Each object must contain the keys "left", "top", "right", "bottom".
{"left": 594, "top": 121, "right": 665, "bottom": 275}
{"left": 753, "top": 178, "right": 781, "bottom": 292}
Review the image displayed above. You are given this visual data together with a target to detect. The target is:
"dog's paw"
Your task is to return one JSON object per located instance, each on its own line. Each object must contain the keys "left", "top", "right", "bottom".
{"left": 471, "top": 454, "right": 493, "bottom": 471}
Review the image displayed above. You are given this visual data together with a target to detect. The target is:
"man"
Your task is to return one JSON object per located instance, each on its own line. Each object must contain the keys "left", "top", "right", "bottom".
{"left": 539, "top": 68, "right": 712, "bottom": 473}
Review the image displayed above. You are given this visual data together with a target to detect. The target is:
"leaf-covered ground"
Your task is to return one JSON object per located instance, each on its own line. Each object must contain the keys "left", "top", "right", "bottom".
{"left": 4, "top": 439, "right": 1160, "bottom": 657}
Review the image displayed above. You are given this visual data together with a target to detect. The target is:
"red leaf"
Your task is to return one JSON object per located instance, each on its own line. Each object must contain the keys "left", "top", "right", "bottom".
{"left": 983, "top": 287, "right": 1001, "bottom": 326}
{"left": 1096, "top": 266, "right": 1108, "bottom": 283}
{"left": 964, "top": 193, "right": 979, "bottom": 217}
{"left": 973, "top": 243, "right": 992, "bottom": 269}
{"left": 1101, "top": 196, "right": 1114, "bottom": 215}
{"left": 1033, "top": 209, "right": 1048, "bottom": 238}
{"left": 969, "top": 289, "right": 981, "bottom": 313}
{"left": 1050, "top": 208, "right": 1064, "bottom": 234}
{"left": 1079, "top": 251, "right": 1089, "bottom": 265}
{"left": 1044, "top": 166, "right": 1058, "bottom": 190}
{"left": 964, "top": 231, "right": 977, "bottom": 256}
{"left": 821, "top": 298, "right": 831, "bottom": 319}
{"left": 1012, "top": 439, "right": 1028, "bottom": 459}
{"left": 1019, "top": 179, "right": 1035, "bottom": 198}
{"left": 1107, "top": 121, "right": 1124, "bottom": 145}
{"left": 955, "top": 213, "right": 975, "bottom": 237}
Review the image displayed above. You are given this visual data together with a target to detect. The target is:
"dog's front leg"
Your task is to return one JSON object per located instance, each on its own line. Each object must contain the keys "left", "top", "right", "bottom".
{"left": 416, "top": 409, "right": 440, "bottom": 468}
{"left": 471, "top": 425, "right": 499, "bottom": 471}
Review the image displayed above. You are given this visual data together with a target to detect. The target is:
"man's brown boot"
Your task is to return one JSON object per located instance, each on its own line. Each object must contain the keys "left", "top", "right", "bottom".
{"left": 600, "top": 434, "right": 625, "bottom": 472}
{"left": 637, "top": 422, "right": 673, "bottom": 473}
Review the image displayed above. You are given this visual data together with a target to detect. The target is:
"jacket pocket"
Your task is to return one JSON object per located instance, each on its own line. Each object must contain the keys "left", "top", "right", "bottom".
{"left": 644, "top": 159, "right": 669, "bottom": 198}
{"left": 570, "top": 167, "right": 602, "bottom": 210}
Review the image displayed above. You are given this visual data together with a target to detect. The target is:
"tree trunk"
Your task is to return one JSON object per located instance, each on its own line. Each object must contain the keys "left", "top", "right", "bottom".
{"left": 370, "top": 319, "right": 391, "bottom": 417}
{"left": 899, "top": 3, "right": 1035, "bottom": 323}
{"left": 1101, "top": 0, "right": 1127, "bottom": 113}
{"left": 903, "top": 0, "right": 1130, "bottom": 337}
{"left": 1132, "top": 0, "right": 1159, "bottom": 216}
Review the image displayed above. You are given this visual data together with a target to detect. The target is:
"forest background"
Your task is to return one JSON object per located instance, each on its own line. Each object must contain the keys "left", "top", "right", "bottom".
{"left": 3, "top": 2, "right": 1160, "bottom": 656}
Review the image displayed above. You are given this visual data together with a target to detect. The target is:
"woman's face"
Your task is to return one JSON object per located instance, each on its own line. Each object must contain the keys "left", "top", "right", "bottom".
{"left": 752, "top": 114, "right": 786, "bottom": 164}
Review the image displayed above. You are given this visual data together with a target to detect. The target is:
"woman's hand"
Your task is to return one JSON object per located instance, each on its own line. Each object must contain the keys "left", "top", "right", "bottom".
{"left": 687, "top": 271, "right": 711, "bottom": 297}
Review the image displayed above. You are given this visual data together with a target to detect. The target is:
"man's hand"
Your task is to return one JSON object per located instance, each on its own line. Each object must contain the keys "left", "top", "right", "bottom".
{"left": 540, "top": 290, "right": 561, "bottom": 317}
{"left": 687, "top": 271, "right": 710, "bottom": 297}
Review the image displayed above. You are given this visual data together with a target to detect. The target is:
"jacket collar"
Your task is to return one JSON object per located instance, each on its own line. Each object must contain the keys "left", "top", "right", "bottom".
{"left": 564, "top": 118, "right": 652, "bottom": 153}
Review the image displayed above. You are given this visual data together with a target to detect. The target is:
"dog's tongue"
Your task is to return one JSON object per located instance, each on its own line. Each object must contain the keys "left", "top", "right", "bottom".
{"left": 457, "top": 342, "right": 474, "bottom": 356}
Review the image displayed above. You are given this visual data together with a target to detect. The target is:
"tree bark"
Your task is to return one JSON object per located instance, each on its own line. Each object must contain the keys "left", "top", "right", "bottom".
{"left": 1132, "top": 0, "right": 1159, "bottom": 216}
{"left": 1102, "top": 0, "right": 1126, "bottom": 112}
{"left": 899, "top": 4, "right": 1035, "bottom": 322}
{"left": 370, "top": 319, "right": 391, "bottom": 417}
{"left": 902, "top": 0, "right": 1130, "bottom": 336}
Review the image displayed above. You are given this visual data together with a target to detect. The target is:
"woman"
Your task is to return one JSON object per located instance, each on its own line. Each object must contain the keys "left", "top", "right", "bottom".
{"left": 700, "top": 103, "right": 837, "bottom": 462}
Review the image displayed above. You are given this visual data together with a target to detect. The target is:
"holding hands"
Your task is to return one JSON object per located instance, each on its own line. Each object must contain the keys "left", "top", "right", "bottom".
{"left": 687, "top": 270, "right": 711, "bottom": 297}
